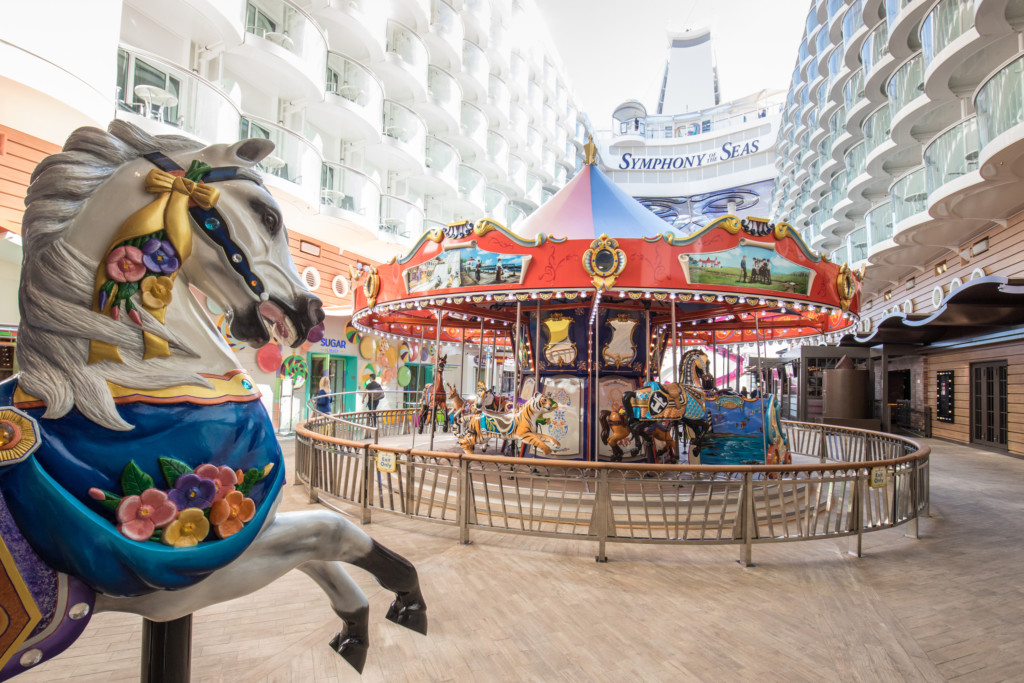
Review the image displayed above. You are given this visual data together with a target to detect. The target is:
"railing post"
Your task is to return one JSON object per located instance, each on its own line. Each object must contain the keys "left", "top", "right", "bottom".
{"left": 306, "top": 438, "right": 319, "bottom": 505}
{"left": 848, "top": 469, "right": 866, "bottom": 558}
{"left": 405, "top": 451, "right": 415, "bottom": 516}
{"left": 590, "top": 469, "right": 611, "bottom": 563}
{"left": 739, "top": 471, "right": 754, "bottom": 567}
{"left": 818, "top": 425, "right": 828, "bottom": 463}
{"left": 361, "top": 444, "right": 372, "bottom": 525}
{"left": 457, "top": 458, "right": 471, "bottom": 545}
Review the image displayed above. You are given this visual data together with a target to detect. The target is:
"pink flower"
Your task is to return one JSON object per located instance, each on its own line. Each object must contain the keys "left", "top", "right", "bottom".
{"left": 195, "top": 464, "right": 238, "bottom": 503}
{"left": 115, "top": 488, "right": 178, "bottom": 542}
{"left": 105, "top": 245, "right": 146, "bottom": 283}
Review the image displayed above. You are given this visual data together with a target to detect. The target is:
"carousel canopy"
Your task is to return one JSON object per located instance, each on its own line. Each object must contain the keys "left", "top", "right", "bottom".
{"left": 514, "top": 160, "right": 671, "bottom": 241}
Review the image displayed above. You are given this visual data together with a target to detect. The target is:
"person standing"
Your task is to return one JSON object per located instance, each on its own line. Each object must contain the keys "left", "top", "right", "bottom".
{"left": 740, "top": 253, "right": 747, "bottom": 282}
{"left": 365, "top": 373, "right": 384, "bottom": 426}
{"left": 315, "top": 376, "right": 332, "bottom": 414}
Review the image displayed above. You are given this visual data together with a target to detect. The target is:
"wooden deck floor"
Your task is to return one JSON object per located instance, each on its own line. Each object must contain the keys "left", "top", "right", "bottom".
{"left": 18, "top": 438, "right": 1024, "bottom": 682}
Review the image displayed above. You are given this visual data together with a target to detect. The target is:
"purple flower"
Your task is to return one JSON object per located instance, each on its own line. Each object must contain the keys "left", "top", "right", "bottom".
{"left": 142, "top": 238, "right": 180, "bottom": 274}
{"left": 167, "top": 473, "right": 216, "bottom": 510}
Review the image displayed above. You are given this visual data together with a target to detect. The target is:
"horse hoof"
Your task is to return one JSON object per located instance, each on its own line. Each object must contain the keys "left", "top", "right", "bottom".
{"left": 330, "top": 631, "right": 368, "bottom": 673}
{"left": 386, "top": 596, "right": 428, "bottom": 635}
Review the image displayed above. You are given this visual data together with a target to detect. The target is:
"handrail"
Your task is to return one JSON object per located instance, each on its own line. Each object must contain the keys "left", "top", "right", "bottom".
{"left": 294, "top": 412, "right": 930, "bottom": 564}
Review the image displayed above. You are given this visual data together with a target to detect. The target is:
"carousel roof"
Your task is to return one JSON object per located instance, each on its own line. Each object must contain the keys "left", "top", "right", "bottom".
{"left": 514, "top": 147, "right": 671, "bottom": 241}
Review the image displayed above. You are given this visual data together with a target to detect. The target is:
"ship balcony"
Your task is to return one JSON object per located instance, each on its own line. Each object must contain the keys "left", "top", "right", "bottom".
{"left": 306, "top": 53, "right": 383, "bottom": 143}
{"left": 240, "top": 116, "right": 322, "bottom": 209}
{"left": 225, "top": 0, "right": 327, "bottom": 102}
{"left": 319, "top": 162, "right": 380, "bottom": 238}
{"left": 448, "top": 101, "right": 488, "bottom": 163}
{"left": 366, "top": 100, "right": 427, "bottom": 173}
{"left": 493, "top": 154, "right": 527, "bottom": 199}
{"left": 889, "top": 166, "right": 930, "bottom": 242}
{"left": 541, "top": 104, "right": 558, "bottom": 142}
{"left": 923, "top": 0, "right": 1021, "bottom": 102}
{"left": 842, "top": 0, "right": 869, "bottom": 70}
{"left": 420, "top": 66, "right": 463, "bottom": 136}
{"left": 506, "top": 203, "right": 527, "bottom": 230}
{"left": 862, "top": 104, "right": 896, "bottom": 177}
{"left": 484, "top": 187, "right": 508, "bottom": 225}
{"left": 115, "top": 47, "right": 241, "bottom": 143}
{"left": 844, "top": 68, "right": 874, "bottom": 132}
{"left": 411, "top": 136, "right": 460, "bottom": 198}
{"left": 522, "top": 127, "right": 545, "bottom": 168}
{"left": 309, "top": 0, "right": 387, "bottom": 63}
{"left": 552, "top": 163, "right": 569, "bottom": 188}
{"left": 378, "top": 194, "right": 423, "bottom": 245}
{"left": 866, "top": 199, "right": 900, "bottom": 264}
{"left": 486, "top": 20, "right": 510, "bottom": 77}
{"left": 459, "top": 40, "right": 490, "bottom": 102}
{"left": 519, "top": 172, "right": 544, "bottom": 210}
{"left": 976, "top": 53, "right": 1024, "bottom": 184}
{"left": 848, "top": 225, "right": 869, "bottom": 268}
{"left": 507, "top": 105, "right": 529, "bottom": 150}
{"left": 508, "top": 52, "right": 530, "bottom": 102}
{"left": 922, "top": 114, "right": 992, "bottom": 242}
{"left": 483, "top": 74, "right": 511, "bottom": 127}
{"left": 886, "top": 0, "right": 934, "bottom": 62}
{"left": 535, "top": 148, "right": 556, "bottom": 185}
{"left": 425, "top": 0, "right": 464, "bottom": 69}
{"left": 887, "top": 51, "right": 954, "bottom": 146}
{"left": 462, "top": 0, "right": 492, "bottom": 45}
{"left": 448, "top": 164, "right": 487, "bottom": 215}
{"left": 476, "top": 131, "right": 510, "bottom": 182}
{"left": 377, "top": 21, "right": 429, "bottom": 102}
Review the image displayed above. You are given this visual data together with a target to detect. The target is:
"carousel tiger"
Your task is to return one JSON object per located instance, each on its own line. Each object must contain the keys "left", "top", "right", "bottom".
{"left": 457, "top": 393, "right": 561, "bottom": 455}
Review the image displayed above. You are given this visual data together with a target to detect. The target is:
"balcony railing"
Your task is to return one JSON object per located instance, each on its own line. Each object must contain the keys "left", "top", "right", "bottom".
{"left": 885, "top": 0, "right": 913, "bottom": 26}
{"left": 429, "top": 0, "right": 464, "bottom": 57}
{"left": 890, "top": 166, "right": 926, "bottom": 225}
{"left": 829, "top": 0, "right": 847, "bottom": 22}
{"left": 320, "top": 162, "right": 380, "bottom": 220}
{"left": 386, "top": 20, "right": 428, "bottom": 81}
{"left": 507, "top": 203, "right": 526, "bottom": 228}
{"left": 487, "top": 74, "right": 510, "bottom": 114}
{"left": 921, "top": 0, "right": 974, "bottom": 67}
{"left": 425, "top": 136, "right": 459, "bottom": 187}
{"left": 507, "top": 155, "right": 527, "bottom": 189}
{"left": 240, "top": 116, "right": 320, "bottom": 188}
{"left": 379, "top": 194, "right": 423, "bottom": 240}
{"left": 326, "top": 52, "right": 383, "bottom": 114}
{"left": 841, "top": 0, "right": 865, "bottom": 48}
{"left": 460, "top": 101, "right": 488, "bottom": 150}
{"left": 524, "top": 172, "right": 543, "bottom": 206}
{"left": 458, "top": 164, "right": 485, "bottom": 205}
{"left": 427, "top": 65, "right": 462, "bottom": 122}
{"left": 844, "top": 68, "right": 865, "bottom": 112}
{"left": 383, "top": 100, "right": 427, "bottom": 161}
{"left": 924, "top": 115, "right": 979, "bottom": 192}
{"left": 486, "top": 131, "right": 509, "bottom": 169}
{"left": 244, "top": 0, "right": 328, "bottom": 80}
{"left": 484, "top": 187, "right": 508, "bottom": 223}
{"left": 116, "top": 47, "right": 240, "bottom": 142}
{"left": 975, "top": 55, "right": 1024, "bottom": 150}
{"left": 462, "top": 40, "right": 489, "bottom": 87}
{"left": 887, "top": 52, "right": 924, "bottom": 119}
{"left": 508, "top": 105, "right": 528, "bottom": 142}
{"left": 862, "top": 18, "right": 889, "bottom": 79}
{"left": 867, "top": 200, "right": 895, "bottom": 247}
{"left": 850, "top": 225, "right": 869, "bottom": 261}
{"left": 845, "top": 141, "right": 867, "bottom": 183}
{"left": 862, "top": 104, "right": 892, "bottom": 151}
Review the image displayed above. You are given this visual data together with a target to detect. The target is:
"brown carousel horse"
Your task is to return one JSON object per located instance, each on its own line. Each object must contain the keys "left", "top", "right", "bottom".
{"left": 445, "top": 383, "right": 469, "bottom": 432}
{"left": 598, "top": 409, "right": 640, "bottom": 461}
{"left": 600, "top": 410, "right": 680, "bottom": 463}
{"left": 416, "top": 354, "right": 449, "bottom": 434}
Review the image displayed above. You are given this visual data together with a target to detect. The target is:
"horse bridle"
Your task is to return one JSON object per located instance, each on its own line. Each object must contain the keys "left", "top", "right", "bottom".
{"left": 143, "top": 151, "right": 266, "bottom": 298}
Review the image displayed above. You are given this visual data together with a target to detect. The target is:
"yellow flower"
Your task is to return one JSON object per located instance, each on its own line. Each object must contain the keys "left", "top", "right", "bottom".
{"left": 161, "top": 507, "right": 210, "bottom": 547}
{"left": 141, "top": 275, "right": 174, "bottom": 310}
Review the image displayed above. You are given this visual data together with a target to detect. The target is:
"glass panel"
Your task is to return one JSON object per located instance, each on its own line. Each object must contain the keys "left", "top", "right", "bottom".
{"left": 850, "top": 225, "right": 868, "bottom": 261}
{"left": 887, "top": 52, "right": 924, "bottom": 119}
{"left": 842, "top": 0, "right": 864, "bottom": 48}
{"left": 845, "top": 141, "right": 867, "bottom": 184}
{"left": 862, "top": 19, "right": 889, "bottom": 78}
{"left": 976, "top": 56, "right": 1024, "bottom": 150}
{"left": 844, "top": 68, "right": 865, "bottom": 111}
{"left": 867, "top": 200, "right": 894, "bottom": 247}
{"left": 921, "top": 0, "right": 974, "bottom": 67}
{"left": 862, "top": 105, "right": 892, "bottom": 150}
{"left": 320, "top": 162, "right": 380, "bottom": 218}
{"left": 924, "top": 116, "right": 979, "bottom": 192}
{"left": 890, "top": 167, "right": 926, "bottom": 225}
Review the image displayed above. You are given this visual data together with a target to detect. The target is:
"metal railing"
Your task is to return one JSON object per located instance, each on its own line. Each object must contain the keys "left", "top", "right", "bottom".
{"left": 295, "top": 415, "right": 929, "bottom": 565}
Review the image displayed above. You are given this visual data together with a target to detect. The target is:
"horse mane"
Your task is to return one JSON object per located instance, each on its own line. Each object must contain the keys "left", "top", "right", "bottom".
{"left": 18, "top": 121, "right": 213, "bottom": 431}
{"left": 598, "top": 410, "right": 610, "bottom": 444}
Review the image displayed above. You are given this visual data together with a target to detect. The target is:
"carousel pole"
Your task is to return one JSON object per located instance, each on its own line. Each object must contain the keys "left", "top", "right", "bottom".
{"left": 670, "top": 300, "right": 678, "bottom": 382}
{"left": 712, "top": 338, "right": 717, "bottom": 389}
{"left": 412, "top": 322, "right": 428, "bottom": 449}
{"left": 644, "top": 307, "right": 651, "bottom": 383}
{"left": 489, "top": 329, "right": 497, "bottom": 392}
{"left": 142, "top": 616, "right": 191, "bottom": 683}
{"left": 513, "top": 301, "right": 522, "bottom": 404}
{"left": 460, "top": 328, "right": 467, "bottom": 397}
{"left": 429, "top": 309, "right": 443, "bottom": 451}
{"left": 478, "top": 317, "right": 485, "bottom": 389}
{"left": 534, "top": 299, "right": 541, "bottom": 385}
{"left": 593, "top": 290, "right": 601, "bottom": 462}
{"left": 754, "top": 313, "right": 768, "bottom": 458}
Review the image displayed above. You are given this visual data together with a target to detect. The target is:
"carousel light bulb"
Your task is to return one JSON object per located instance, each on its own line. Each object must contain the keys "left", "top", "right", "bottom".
{"left": 759, "top": 299, "right": 766, "bottom": 305}
{"left": 717, "top": 296, "right": 724, "bottom": 302}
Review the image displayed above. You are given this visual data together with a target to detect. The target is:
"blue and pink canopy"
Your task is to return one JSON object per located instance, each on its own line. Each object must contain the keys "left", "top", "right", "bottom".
{"left": 515, "top": 164, "right": 671, "bottom": 240}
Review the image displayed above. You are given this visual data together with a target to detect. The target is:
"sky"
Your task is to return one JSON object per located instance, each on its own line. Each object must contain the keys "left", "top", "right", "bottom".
{"left": 534, "top": 0, "right": 813, "bottom": 127}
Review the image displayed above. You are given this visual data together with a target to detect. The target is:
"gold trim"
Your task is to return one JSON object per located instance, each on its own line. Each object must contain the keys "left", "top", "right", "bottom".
{"left": 13, "top": 372, "right": 259, "bottom": 406}
{"left": 0, "top": 535, "right": 42, "bottom": 671}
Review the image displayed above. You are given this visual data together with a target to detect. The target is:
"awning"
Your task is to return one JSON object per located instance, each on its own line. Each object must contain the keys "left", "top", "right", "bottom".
{"left": 841, "top": 276, "right": 1024, "bottom": 346}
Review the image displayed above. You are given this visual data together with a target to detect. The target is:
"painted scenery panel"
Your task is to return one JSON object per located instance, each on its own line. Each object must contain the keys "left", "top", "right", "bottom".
{"left": 680, "top": 245, "right": 813, "bottom": 294}
{"left": 404, "top": 251, "right": 461, "bottom": 293}
{"left": 459, "top": 247, "right": 528, "bottom": 286}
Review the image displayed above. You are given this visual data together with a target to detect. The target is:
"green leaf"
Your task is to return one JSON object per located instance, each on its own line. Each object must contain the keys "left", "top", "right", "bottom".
{"left": 158, "top": 457, "right": 193, "bottom": 488}
{"left": 238, "top": 468, "right": 264, "bottom": 497}
{"left": 93, "top": 489, "right": 122, "bottom": 513}
{"left": 121, "top": 460, "right": 154, "bottom": 496}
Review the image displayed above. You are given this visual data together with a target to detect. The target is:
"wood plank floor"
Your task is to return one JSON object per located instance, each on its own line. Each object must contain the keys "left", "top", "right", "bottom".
{"left": 17, "top": 438, "right": 1024, "bottom": 682}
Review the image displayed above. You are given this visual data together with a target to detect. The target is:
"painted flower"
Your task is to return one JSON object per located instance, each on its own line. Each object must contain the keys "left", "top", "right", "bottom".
{"left": 161, "top": 507, "right": 210, "bottom": 547}
{"left": 140, "top": 275, "right": 174, "bottom": 310}
{"left": 167, "top": 473, "right": 216, "bottom": 510}
{"left": 115, "top": 489, "right": 178, "bottom": 542}
{"left": 142, "top": 238, "right": 179, "bottom": 274}
{"left": 209, "top": 490, "right": 256, "bottom": 539}
{"left": 105, "top": 245, "right": 146, "bottom": 283}
{"left": 195, "top": 464, "right": 238, "bottom": 503}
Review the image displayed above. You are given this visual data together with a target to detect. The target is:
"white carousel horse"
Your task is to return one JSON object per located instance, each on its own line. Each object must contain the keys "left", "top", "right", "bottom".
{"left": 0, "top": 121, "right": 424, "bottom": 677}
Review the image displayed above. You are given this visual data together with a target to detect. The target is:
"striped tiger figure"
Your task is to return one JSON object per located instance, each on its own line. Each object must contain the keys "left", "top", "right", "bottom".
{"left": 457, "top": 393, "right": 561, "bottom": 455}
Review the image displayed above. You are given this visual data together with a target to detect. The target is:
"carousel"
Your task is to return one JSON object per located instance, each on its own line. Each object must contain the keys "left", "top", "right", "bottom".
{"left": 351, "top": 140, "right": 862, "bottom": 464}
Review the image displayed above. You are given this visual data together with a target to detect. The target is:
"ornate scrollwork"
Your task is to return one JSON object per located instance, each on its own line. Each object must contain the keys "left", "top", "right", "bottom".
{"left": 363, "top": 266, "right": 381, "bottom": 308}
{"left": 582, "top": 234, "right": 626, "bottom": 291}
{"left": 837, "top": 263, "right": 857, "bottom": 311}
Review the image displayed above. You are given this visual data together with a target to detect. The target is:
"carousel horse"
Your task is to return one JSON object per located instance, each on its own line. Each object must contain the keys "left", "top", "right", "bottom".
{"left": 621, "top": 381, "right": 711, "bottom": 461}
{"left": 457, "top": 394, "right": 561, "bottom": 456}
{"left": 598, "top": 409, "right": 641, "bottom": 461}
{"left": 0, "top": 122, "right": 425, "bottom": 677}
{"left": 416, "top": 354, "right": 448, "bottom": 434}
{"left": 472, "top": 381, "right": 497, "bottom": 413}
{"left": 680, "top": 348, "right": 740, "bottom": 397}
